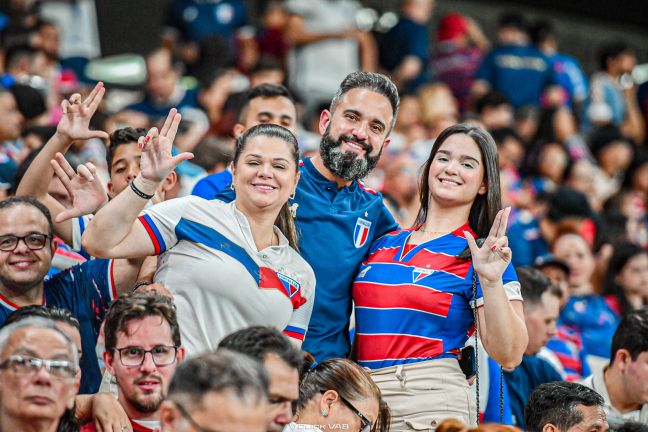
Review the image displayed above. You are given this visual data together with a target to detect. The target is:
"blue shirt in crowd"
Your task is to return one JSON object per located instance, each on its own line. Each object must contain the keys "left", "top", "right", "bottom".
{"left": 192, "top": 170, "right": 232, "bottom": 200}
{"left": 217, "top": 158, "right": 398, "bottom": 361}
{"left": 0, "top": 259, "right": 116, "bottom": 394}
{"left": 477, "top": 44, "right": 557, "bottom": 108}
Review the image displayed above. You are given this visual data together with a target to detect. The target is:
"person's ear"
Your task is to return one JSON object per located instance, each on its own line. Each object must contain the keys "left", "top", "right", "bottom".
{"left": 160, "top": 400, "right": 181, "bottom": 431}
{"left": 319, "top": 110, "right": 332, "bottom": 135}
{"left": 107, "top": 181, "right": 115, "bottom": 199}
{"left": 542, "top": 423, "right": 559, "bottom": 432}
{"left": 478, "top": 179, "right": 488, "bottom": 195}
{"left": 233, "top": 123, "right": 245, "bottom": 138}
{"left": 161, "top": 171, "right": 178, "bottom": 193}
{"left": 104, "top": 350, "right": 116, "bottom": 376}
{"left": 176, "top": 346, "right": 186, "bottom": 364}
{"left": 615, "top": 348, "right": 632, "bottom": 372}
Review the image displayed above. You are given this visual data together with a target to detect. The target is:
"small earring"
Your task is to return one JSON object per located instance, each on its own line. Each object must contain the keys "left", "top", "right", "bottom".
{"left": 321, "top": 409, "right": 328, "bottom": 417}
{"left": 289, "top": 191, "right": 296, "bottom": 200}
{"left": 230, "top": 183, "right": 235, "bottom": 190}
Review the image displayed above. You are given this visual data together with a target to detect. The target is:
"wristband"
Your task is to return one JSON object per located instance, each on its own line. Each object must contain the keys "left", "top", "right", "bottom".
{"left": 130, "top": 179, "right": 154, "bottom": 200}
{"left": 131, "top": 281, "right": 151, "bottom": 294}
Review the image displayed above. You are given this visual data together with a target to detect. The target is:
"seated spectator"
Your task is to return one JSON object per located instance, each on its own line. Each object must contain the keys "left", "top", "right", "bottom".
{"left": 0, "top": 86, "right": 24, "bottom": 191}
{"left": 219, "top": 326, "right": 302, "bottom": 432}
{"left": 603, "top": 243, "right": 648, "bottom": 316}
{"left": 475, "top": 91, "right": 514, "bottom": 131}
{"left": 159, "top": 349, "right": 269, "bottom": 432}
{"left": 380, "top": 153, "right": 419, "bottom": 227}
{"left": 580, "top": 309, "right": 648, "bottom": 427}
{"left": 589, "top": 125, "right": 634, "bottom": 206}
{"left": 189, "top": 136, "right": 234, "bottom": 199}
{"left": 584, "top": 42, "right": 645, "bottom": 144}
{"left": 286, "top": 358, "right": 389, "bottom": 432}
{"left": 524, "top": 381, "right": 607, "bottom": 432}
{"left": 3, "top": 305, "right": 130, "bottom": 431}
{"left": 473, "top": 13, "right": 558, "bottom": 109}
{"left": 619, "top": 150, "right": 648, "bottom": 247}
{"left": 503, "top": 267, "right": 563, "bottom": 429}
{"left": 535, "top": 255, "right": 591, "bottom": 381}
{"left": 552, "top": 229, "right": 620, "bottom": 363}
{"left": 81, "top": 291, "right": 186, "bottom": 431}
{"left": 0, "top": 316, "right": 79, "bottom": 432}
{"left": 433, "top": 13, "right": 489, "bottom": 112}
{"left": 0, "top": 196, "right": 140, "bottom": 393}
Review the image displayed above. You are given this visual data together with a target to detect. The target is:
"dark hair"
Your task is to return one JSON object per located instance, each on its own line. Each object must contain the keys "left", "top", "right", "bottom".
{"left": 11, "top": 84, "right": 46, "bottom": 120}
{"left": 191, "top": 136, "right": 233, "bottom": 172}
{"left": 615, "top": 422, "right": 648, "bottom": 432}
{"left": 330, "top": 71, "right": 400, "bottom": 133}
{"left": 525, "top": 381, "right": 604, "bottom": 432}
{"left": 4, "top": 305, "right": 80, "bottom": 331}
{"left": 414, "top": 123, "right": 501, "bottom": 238}
{"left": 603, "top": 243, "right": 648, "bottom": 317}
{"left": 106, "top": 127, "right": 148, "bottom": 170}
{"left": 232, "top": 123, "right": 300, "bottom": 249}
{"left": 610, "top": 308, "right": 648, "bottom": 361}
{"left": 490, "top": 127, "right": 524, "bottom": 149}
{"left": 167, "top": 349, "right": 268, "bottom": 407}
{"left": 498, "top": 12, "right": 527, "bottom": 33}
{"left": 4, "top": 45, "right": 38, "bottom": 71}
{"left": 237, "top": 83, "right": 295, "bottom": 124}
{"left": 218, "top": 326, "right": 302, "bottom": 371}
{"left": 529, "top": 20, "right": 553, "bottom": 46}
{"left": 0, "top": 196, "right": 53, "bottom": 236}
{"left": 474, "top": 91, "right": 510, "bottom": 114}
{"left": 103, "top": 291, "right": 181, "bottom": 352}
{"left": 298, "top": 358, "right": 390, "bottom": 432}
{"left": 589, "top": 124, "right": 632, "bottom": 162}
{"left": 599, "top": 42, "right": 634, "bottom": 71}
{"left": 622, "top": 149, "right": 648, "bottom": 190}
{"left": 517, "top": 267, "right": 562, "bottom": 311}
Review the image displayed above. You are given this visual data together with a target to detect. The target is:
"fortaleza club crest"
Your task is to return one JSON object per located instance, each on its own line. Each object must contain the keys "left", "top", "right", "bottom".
{"left": 353, "top": 217, "right": 372, "bottom": 248}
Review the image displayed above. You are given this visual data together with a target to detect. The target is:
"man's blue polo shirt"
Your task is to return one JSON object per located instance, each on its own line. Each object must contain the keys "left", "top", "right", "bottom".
{"left": 0, "top": 259, "right": 116, "bottom": 394}
{"left": 217, "top": 158, "right": 398, "bottom": 360}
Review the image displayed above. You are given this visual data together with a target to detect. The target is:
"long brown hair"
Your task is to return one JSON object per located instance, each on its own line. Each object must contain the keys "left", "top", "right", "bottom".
{"left": 414, "top": 123, "right": 501, "bottom": 238}
{"left": 233, "top": 123, "right": 300, "bottom": 250}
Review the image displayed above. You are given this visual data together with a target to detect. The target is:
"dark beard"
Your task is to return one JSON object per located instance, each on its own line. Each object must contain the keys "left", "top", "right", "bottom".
{"left": 129, "top": 393, "right": 163, "bottom": 414}
{"left": 320, "top": 129, "right": 381, "bottom": 182}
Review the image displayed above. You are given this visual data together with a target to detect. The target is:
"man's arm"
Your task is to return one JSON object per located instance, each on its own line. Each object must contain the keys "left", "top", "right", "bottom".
{"left": 16, "top": 83, "right": 109, "bottom": 245}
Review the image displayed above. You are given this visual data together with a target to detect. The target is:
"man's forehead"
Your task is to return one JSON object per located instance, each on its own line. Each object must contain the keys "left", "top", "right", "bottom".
{"left": 248, "top": 96, "right": 295, "bottom": 115}
{"left": 112, "top": 142, "right": 141, "bottom": 162}
{"left": 4, "top": 327, "right": 69, "bottom": 356}
{"left": 0, "top": 204, "right": 49, "bottom": 227}
{"left": 335, "top": 88, "right": 394, "bottom": 121}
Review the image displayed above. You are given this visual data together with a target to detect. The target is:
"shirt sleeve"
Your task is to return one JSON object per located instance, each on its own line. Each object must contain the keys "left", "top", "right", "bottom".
{"left": 71, "top": 215, "right": 93, "bottom": 259}
{"left": 214, "top": 183, "right": 236, "bottom": 203}
{"left": 283, "top": 268, "right": 316, "bottom": 342}
{"left": 138, "top": 197, "right": 195, "bottom": 255}
{"left": 469, "top": 261, "right": 522, "bottom": 309}
{"left": 375, "top": 201, "right": 400, "bottom": 238}
{"left": 476, "top": 52, "right": 495, "bottom": 83}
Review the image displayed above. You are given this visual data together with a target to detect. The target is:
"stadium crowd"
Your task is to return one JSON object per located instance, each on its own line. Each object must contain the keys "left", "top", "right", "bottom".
{"left": 0, "top": 0, "right": 646, "bottom": 431}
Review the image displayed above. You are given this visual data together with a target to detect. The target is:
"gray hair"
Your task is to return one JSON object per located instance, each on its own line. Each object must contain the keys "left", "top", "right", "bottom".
{"left": 0, "top": 316, "right": 79, "bottom": 371}
{"left": 329, "top": 71, "right": 400, "bottom": 133}
{"left": 167, "top": 349, "right": 269, "bottom": 408}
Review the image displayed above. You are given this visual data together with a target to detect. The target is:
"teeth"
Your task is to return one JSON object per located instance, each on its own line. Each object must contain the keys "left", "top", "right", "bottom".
{"left": 345, "top": 141, "right": 364, "bottom": 151}
{"left": 254, "top": 185, "right": 275, "bottom": 190}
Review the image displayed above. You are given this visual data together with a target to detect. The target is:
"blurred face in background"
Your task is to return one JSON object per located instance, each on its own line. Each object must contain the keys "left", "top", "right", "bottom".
{"left": 552, "top": 233, "right": 595, "bottom": 291}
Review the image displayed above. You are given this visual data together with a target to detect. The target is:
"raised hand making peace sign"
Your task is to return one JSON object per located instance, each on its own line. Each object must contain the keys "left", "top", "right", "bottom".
{"left": 137, "top": 108, "right": 193, "bottom": 187}
{"left": 56, "top": 82, "right": 109, "bottom": 143}
{"left": 464, "top": 206, "right": 512, "bottom": 285}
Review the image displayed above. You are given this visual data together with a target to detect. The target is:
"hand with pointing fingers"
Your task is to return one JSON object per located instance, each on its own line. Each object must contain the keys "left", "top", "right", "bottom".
{"left": 464, "top": 207, "right": 512, "bottom": 285}
{"left": 56, "top": 82, "right": 110, "bottom": 143}
{"left": 51, "top": 153, "right": 108, "bottom": 223}
{"left": 138, "top": 108, "right": 193, "bottom": 186}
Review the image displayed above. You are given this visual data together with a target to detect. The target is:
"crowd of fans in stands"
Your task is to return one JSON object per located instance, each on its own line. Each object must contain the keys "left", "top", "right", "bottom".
{"left": 0, "top": 0, "right": 645, "bottom": 431}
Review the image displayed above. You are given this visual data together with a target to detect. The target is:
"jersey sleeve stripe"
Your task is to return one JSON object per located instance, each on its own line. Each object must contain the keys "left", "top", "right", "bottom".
{"left": 284, "top": 326, "right": 306, "bottom": 341}
{"left": 138, "top": 214, "right": 167, "bottom": 254}
{"left": 108, "top": 259, "right": 117, "bottom": 300}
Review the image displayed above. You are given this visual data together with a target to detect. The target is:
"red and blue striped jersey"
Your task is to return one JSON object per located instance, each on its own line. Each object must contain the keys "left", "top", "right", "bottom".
{"left": 353, "top": 224, "right": 522, "bottom": 369}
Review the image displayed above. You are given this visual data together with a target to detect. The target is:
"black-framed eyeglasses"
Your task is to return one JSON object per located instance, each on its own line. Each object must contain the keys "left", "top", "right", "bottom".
{"left": 0, "top": 355, "right": 77, "bottom": 380}
{"left": 0, "top": 233, "right": 52, "bottom": 251}
{"left": 174, "top": 400, "right": 221, "bottom": 432}
{"left": 321, "top": 390, "right": 372, "bottom": 432}
{"left": 113, "top": 345, "right": 178, "bottom": 367}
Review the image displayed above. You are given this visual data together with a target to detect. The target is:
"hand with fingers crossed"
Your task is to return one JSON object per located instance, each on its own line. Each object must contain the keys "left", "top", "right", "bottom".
{"left": 135, "top": 108, "right": 193, "bottom": 193}
{"left": 56, "top": 82, "right": 109, "bottom": 144}
{"left": 50, "top": 153, "right": 108, "bottom": 223}
{"left": 464, "top": 207, "right": 512, "bottom": 285}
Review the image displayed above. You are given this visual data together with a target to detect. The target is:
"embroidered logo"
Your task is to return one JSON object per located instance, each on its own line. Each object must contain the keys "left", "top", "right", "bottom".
{"left": 412, "top": 267, "right": 435, "bottom": 283}
{"left": 353, "top": 218, "right": 372, "bottom": 248}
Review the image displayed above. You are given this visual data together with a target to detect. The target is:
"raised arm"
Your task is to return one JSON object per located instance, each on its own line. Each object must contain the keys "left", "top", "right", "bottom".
{"left": 82, "top": 109, "right": 193, "bottom": 259}
{"left": 16, "top": 82, "right": 109, "bottom": 245}
{"left": 465, "top": 207, "right": 528, "bottom": 370}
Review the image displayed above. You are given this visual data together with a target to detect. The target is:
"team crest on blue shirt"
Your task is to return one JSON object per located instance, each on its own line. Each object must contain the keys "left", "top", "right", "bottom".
{"left": 277, "top": 273, "right": 301, "bottom": 299}
{"left": 412, "top": 267, "right": 435, "bottom": 283}
{"left": 353, "top": 218, "right": 372, "bottom": 248}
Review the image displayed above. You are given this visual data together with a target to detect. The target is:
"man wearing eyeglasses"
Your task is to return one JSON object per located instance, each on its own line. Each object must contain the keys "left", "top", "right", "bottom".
{"left": 81, "top": 291, "right": 185, "bottom": 432}
{"left": 0, "top": 196, "right": 141, "bottom": 394}
{"left": 0, "top": 316, "right": 80, "bottom": 432}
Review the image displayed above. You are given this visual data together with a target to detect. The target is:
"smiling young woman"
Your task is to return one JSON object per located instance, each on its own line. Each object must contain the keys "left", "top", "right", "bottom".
{"left": 82, "top": 112, "right": 315, "bottom": 356}
{"left": 352, "top": 124, "right": 527, "bottom": 430}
